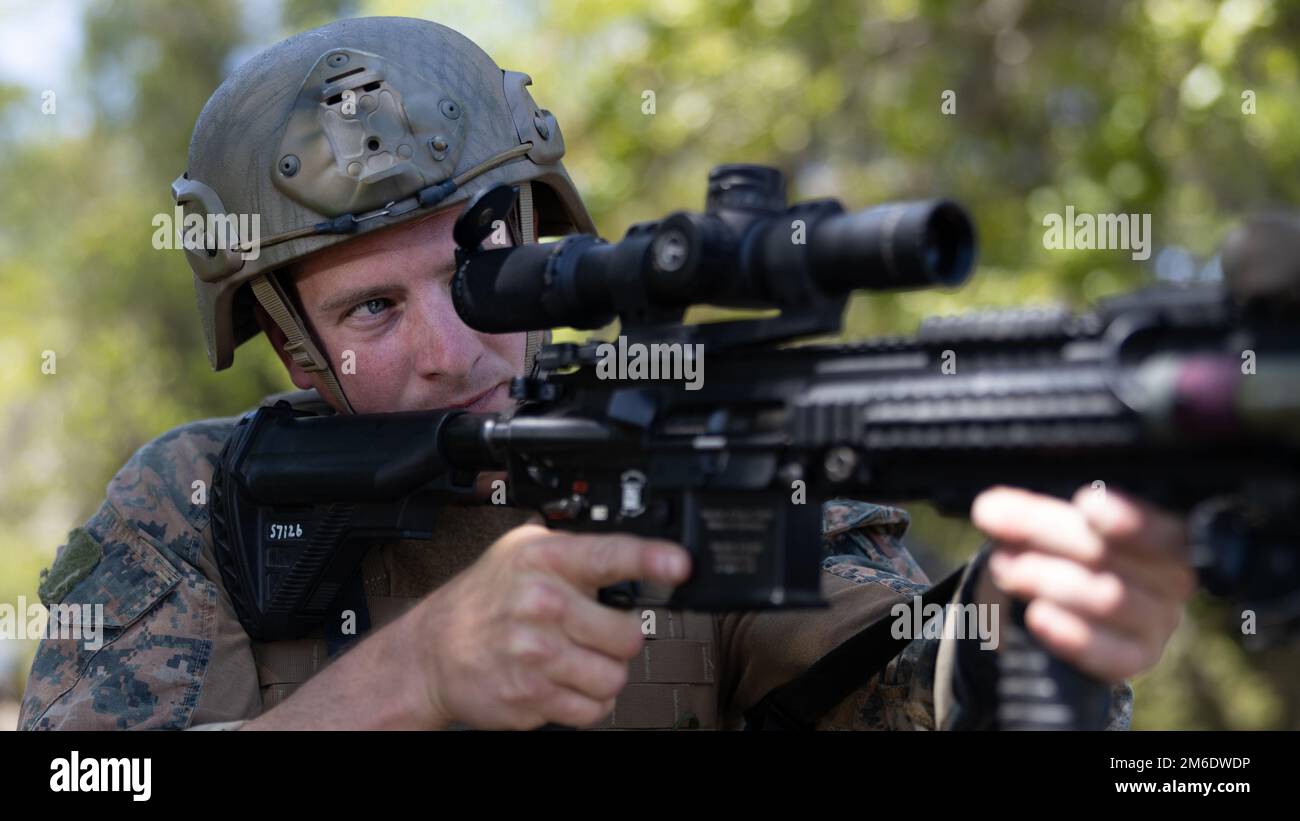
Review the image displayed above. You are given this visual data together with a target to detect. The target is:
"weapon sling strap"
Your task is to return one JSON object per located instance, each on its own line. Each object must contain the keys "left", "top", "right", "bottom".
{"left": 743, "top": 564, "right": 965, "bottom": 730}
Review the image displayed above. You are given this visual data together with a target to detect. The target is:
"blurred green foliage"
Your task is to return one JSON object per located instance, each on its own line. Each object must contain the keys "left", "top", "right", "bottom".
{"left": 1, "top": 0, "right": 1297, "bottom": 725}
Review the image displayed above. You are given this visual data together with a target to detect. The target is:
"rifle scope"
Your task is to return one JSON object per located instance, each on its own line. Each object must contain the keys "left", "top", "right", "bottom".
{"left": 451, "top": 164, "right": 976, "bottom": 332}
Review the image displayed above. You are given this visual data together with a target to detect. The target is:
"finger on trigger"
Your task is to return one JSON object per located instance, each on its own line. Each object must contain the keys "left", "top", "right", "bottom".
{"left": 548, "top": 533, "right": 691, "bottom": 591}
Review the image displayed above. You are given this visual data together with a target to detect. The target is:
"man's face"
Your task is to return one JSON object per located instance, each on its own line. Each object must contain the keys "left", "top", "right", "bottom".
{"left": 261, "top": 203, "right": 525, "bottom": 414}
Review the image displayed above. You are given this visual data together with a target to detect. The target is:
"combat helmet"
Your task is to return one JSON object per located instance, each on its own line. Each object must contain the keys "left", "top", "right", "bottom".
{"left": 173, "top": 16, "right": 596, "bottom": 412}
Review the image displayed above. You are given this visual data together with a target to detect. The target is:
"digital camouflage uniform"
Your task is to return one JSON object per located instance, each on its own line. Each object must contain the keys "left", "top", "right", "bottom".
{"left": 18, "top": 390, "right": 1133, "bottom": 731}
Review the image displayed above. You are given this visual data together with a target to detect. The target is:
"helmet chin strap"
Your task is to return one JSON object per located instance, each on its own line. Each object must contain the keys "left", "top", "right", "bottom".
{"left": 516, "top": 181, "right": 549, "bottom": 380}
{"left": 258, "top": 182, "right": 546, "bottom": 415}
{"left": 251, "top": 273, "right": 356, "bottom": 414}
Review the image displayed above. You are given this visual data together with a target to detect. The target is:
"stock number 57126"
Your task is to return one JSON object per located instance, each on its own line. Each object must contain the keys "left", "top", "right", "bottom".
{"left": 268, "top": 522, "right": 304, "bottom": 540}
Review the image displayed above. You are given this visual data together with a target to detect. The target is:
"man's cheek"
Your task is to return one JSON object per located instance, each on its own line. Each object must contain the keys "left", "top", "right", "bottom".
{"left": 484, "top": 331, "right": 528, "bottom": 373}
{"left": 337, "top": 350, "right": 407, "bottom": 407}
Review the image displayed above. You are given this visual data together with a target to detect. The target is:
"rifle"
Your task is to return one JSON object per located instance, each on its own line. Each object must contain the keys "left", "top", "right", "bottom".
{"left": 212, "top": 165, "right": 1300, "bottom": 729}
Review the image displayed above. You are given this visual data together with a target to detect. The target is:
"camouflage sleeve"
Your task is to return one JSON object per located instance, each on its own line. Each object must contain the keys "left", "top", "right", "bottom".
{"left": 814, "top": 499, "right": 941, "bottom": 730}
{"left": 18, "top": 419, "right": 261, "bottom": 730}
{"left": 718, "top": 499, "right": 1134, "bottom": 731}
{"left": 715, "top": 498, "right": 939, "bottom": 729}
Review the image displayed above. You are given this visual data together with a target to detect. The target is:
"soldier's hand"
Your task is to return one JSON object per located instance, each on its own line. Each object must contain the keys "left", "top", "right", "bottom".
{"left": 410, "top": 523, "right": 691, "bottom": 729}
{"left": 970, "top": 485, "right": 1195, "bottom": 683}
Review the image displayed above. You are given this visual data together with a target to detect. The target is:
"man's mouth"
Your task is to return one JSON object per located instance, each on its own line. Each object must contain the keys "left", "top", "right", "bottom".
{"left": 442, "top": 383, "right": 503, "bottom": 411}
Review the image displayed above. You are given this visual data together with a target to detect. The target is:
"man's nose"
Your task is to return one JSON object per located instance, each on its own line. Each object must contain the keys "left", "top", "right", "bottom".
{"left": 410, "top": 282, "right": 483, "bottom": 380}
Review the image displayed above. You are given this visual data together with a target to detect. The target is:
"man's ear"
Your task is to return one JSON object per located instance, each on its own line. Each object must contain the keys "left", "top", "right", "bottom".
{"left": 252, "top": 297, "right": 317, "bottom": 391}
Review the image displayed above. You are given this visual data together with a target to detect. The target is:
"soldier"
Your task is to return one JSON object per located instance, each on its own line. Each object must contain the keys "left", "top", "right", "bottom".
{"left": 18, "top": 17, "right": 1194, "bottom": 731}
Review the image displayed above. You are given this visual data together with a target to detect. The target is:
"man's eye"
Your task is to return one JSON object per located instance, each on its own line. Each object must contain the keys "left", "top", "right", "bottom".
{"left": 348, "top": 298, "right": 393, "bottom": 319}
